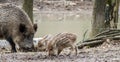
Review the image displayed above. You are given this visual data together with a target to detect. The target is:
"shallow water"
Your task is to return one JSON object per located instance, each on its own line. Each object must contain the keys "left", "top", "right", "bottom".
{"left": 33, "top": 11, "right": 92, "bottom": 43}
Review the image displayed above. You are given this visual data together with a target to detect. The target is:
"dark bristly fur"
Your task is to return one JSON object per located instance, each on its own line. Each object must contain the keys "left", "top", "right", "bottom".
{"left": 0, "top": 3, "right": 37, "bottom": 52}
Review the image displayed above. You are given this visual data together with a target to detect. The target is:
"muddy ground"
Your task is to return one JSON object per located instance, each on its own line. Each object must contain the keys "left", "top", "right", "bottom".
{"left": 0, "top": 40, "right": 120, "bottom": 62}
{"left": 0, "top": 0, "right": 120, "bottom": 62}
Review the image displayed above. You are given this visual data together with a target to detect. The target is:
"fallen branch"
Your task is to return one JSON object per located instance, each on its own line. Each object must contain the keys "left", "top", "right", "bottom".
{"left": 78, "top": 36, "right": 120, "bottom": 49}
{"left": 105, "top": 33, "right": 120, "bottom": 37}
{"left": 95, "top": 29, "right": 120, "bottom": 37}
{"left": 77, "top": 29, "right": 120, "bottom": 49}
{"left": 83, "top": 36, "right": 105, "bottom": 42}
{"left": 78, "top": 40, "right": 104, "bottom": 49}
{"left": 84, "top": 33, "right": 120, "bottom": 43}
{"left": 105, "top": 36, "right": 120, "bottom": 40}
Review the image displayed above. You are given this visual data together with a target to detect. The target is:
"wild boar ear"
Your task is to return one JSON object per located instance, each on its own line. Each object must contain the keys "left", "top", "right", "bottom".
{"left": 19, "top": 23, "right": 26, "bottom": 33}
{"left": 33, "top": 23, "right": 37, "bottom": 32}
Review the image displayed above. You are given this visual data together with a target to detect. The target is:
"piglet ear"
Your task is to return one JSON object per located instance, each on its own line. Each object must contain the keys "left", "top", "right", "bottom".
{"left": 19, "top": 23, "right": 26, "bottom": 33}
{"left": 33, "top": 23, "right": 37, "bottom": 32}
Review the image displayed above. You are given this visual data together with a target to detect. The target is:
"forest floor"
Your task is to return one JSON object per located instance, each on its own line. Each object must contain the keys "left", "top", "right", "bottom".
{"left": 0, "top": 40, "right": 120, "bottom": 62}
{"left": 0, "top": 0, "right": 120, "bottom": 62}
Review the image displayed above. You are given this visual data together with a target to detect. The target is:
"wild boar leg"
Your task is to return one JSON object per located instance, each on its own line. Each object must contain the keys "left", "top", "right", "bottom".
{"left": 69, "top": 45, "right": 77, "bottom": 55}
{"left": 6, "top": 37, "right": 17, "bottom": 52}
{"left": 57, "top": 47, "right": 63, "bottom": 55}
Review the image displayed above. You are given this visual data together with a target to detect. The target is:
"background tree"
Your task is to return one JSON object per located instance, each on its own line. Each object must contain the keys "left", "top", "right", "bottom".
{"left": 91, "top": 0, "right": 119, "bottom": 37}
{"left": 23, "top": 0, "right": 33, "bottom": 22}
{"left": 112, "top": 0, "right": 119, "bottom": 28}
{"left": 91, "top": 0, "right": 106, "bottom": 37}
{"left": 105, "top": 0, "right": 119, "bottom": 29}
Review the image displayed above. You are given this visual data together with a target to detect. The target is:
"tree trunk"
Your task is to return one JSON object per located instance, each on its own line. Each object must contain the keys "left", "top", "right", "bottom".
{"left": 23, "top": 0, "right": 33, "bottom": 22}
{"left": 91, "top": 0, "right": 106, "bottom": 37}
{"left": 104, "top": 0, "right": 119, "bottom": 29}
{"left": 91, "top": 0, "right": 119, "bottom": 37}
{"left": 113, "top": 0, "right": 119, "bottom": 28}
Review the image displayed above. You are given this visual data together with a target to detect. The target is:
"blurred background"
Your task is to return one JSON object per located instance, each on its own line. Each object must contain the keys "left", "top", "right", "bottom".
{"left": 1, "top": 0, "right": 120, "bottom": 43}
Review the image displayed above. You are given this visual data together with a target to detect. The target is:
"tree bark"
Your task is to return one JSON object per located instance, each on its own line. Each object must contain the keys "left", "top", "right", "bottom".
{"left": 91, "top": 0, "right": 106, "bottom": 37}
{"left": 91, "top": 0, "right": 119, "bottom": 37}
{"left": 113, "top": 0, "right": 119, "bottom": 28}
{"left": 23, "top": 0, "right": 33, "bottom": 22}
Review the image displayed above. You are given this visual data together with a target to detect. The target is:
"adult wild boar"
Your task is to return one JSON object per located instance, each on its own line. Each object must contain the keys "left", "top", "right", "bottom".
{"left": 0, "top": 4, "right": 37, "bottom": 52}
